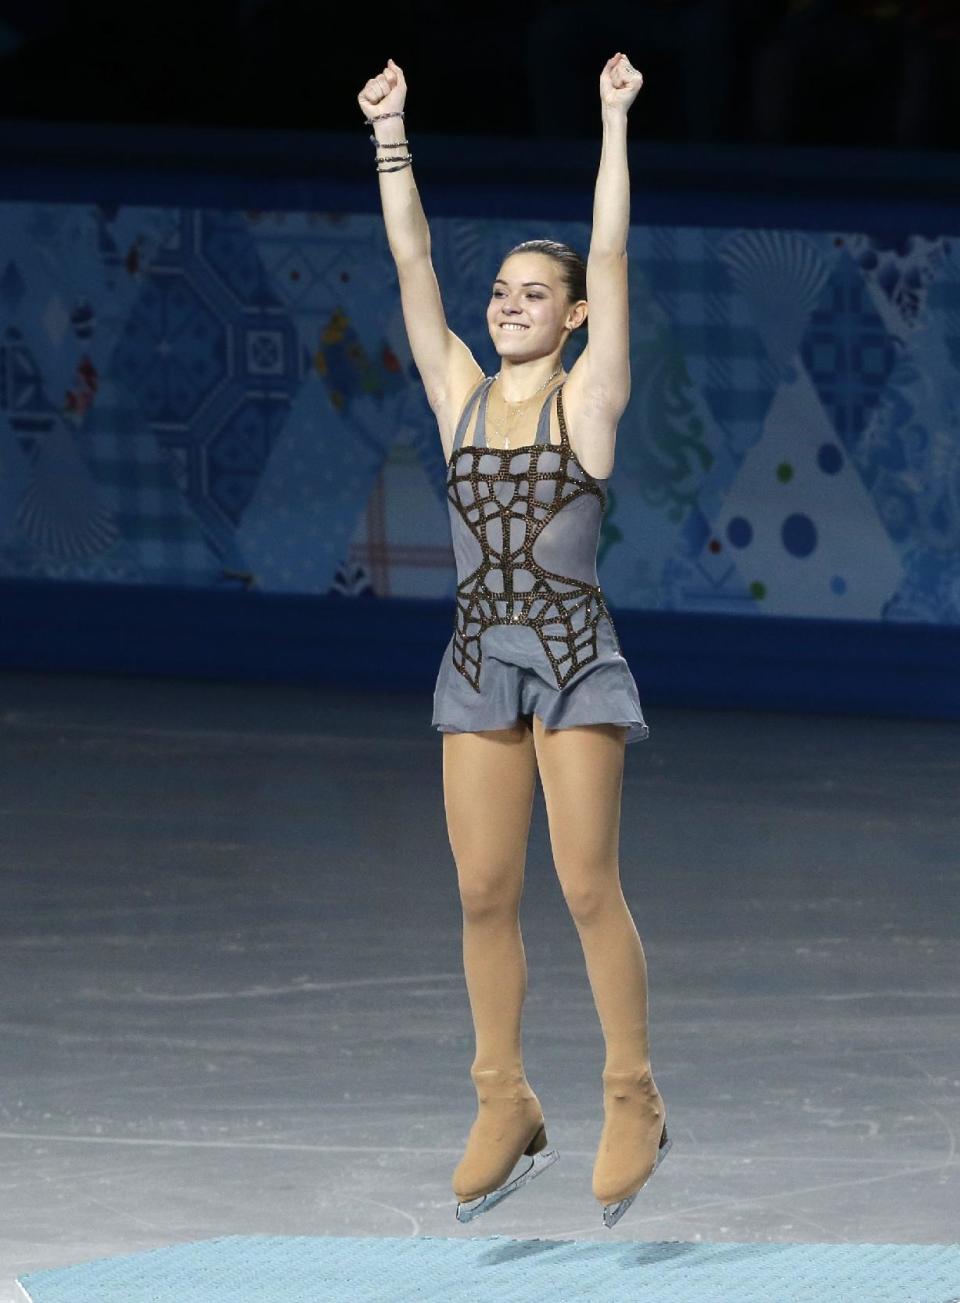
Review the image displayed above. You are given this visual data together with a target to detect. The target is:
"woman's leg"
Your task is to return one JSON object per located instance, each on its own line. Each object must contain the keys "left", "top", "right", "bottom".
{"left": 442, "top": 719, "right": 537, "bottom": 1072}
{"left": 532, "top": 716, "right": 665, "bottom": 1203}
{"left": 532, "top": 717, "right": 651, "bottom": 1070}
{"left": 442, "top": 719, "right": 545, "bottom": 1200}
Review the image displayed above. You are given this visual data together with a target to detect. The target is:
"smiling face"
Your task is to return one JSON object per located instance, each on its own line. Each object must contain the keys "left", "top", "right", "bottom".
{"left": 486, "top": 252, "right": 587, "bottom": 359}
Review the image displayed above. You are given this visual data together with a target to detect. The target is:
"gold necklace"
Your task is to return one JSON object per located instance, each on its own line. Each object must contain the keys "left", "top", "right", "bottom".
{"left": 490, "top": 365, "right": 563, "bottom": 448}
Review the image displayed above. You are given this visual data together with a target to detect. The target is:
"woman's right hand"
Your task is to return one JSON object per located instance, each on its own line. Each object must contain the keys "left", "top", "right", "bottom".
{"left": 357, "top": 58, "right": 407, "bottom": 121}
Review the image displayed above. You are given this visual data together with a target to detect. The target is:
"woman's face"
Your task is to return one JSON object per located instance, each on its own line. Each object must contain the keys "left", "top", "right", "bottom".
{"left": 486, "top": 253, "right": 584, "bottom": 359}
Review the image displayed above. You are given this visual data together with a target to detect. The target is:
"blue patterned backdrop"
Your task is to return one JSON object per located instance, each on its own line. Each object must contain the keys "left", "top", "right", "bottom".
{"left": 2, "top": 200, "right": 958, "bottom": 627}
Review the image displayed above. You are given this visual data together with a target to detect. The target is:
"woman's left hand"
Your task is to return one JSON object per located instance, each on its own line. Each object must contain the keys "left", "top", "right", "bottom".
{"left": 600, "top": 52, "right": 644, "bottom": 113}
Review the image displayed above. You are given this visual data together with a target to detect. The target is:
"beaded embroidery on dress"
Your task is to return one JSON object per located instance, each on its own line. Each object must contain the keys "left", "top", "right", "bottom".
{"left": 446, "top": 375, "right": 621, "bottom": 693}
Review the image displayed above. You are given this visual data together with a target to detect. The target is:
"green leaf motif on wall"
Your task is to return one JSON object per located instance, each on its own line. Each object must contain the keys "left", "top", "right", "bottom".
{"left": 627, "top": 321, "right": 714, "bottom": 524}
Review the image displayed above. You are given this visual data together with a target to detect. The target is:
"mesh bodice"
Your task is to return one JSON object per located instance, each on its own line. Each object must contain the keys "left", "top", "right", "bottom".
{"left": 445, "top": 375, "right": 618, "bottom": 692}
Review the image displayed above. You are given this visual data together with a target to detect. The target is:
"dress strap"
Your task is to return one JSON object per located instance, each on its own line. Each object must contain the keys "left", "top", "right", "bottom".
{"left": 534, "top": 379, "right": 567, "bottom": 446}
{"left": 451, "top": 376, "right": 492, "bottom": 452}
{"left": 474, "top": 376, "right": 496, "bottom": 449}
{"left": 555, "top": 382, "right": 570, "bottom": 448}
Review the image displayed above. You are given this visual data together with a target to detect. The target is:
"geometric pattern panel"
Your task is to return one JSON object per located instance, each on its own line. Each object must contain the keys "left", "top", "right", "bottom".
{"left": 16, "top": 1234, "right": 960, "bottom": 1303}
{"left": 446, "top": 385, "right": 612, "bottom": 690}
{"left": 1, "top": 199, "right": 958, "bottom": 624}
{"left": 800, "top": 249, "right": 899, "bottom": 444}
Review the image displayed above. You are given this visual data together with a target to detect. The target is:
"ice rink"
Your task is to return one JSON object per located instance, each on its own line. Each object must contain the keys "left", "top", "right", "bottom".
{"left": 2, "top": 670, "right": 957, "bottom": 1298}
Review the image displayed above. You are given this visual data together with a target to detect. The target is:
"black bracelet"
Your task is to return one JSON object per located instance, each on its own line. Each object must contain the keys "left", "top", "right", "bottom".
{"left": 377, "top": 156, "right": 413, "bottom": 173}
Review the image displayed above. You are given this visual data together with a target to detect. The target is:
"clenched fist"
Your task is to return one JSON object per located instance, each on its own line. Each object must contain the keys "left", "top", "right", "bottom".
{"left": 600, "top": 52, "right": 644, "bottom": 114}
{"left": 358, "top": 58, "right": 407, "bottom": 120}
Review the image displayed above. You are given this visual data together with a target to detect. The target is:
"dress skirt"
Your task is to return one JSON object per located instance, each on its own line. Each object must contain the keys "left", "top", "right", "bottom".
{"left": 431, "top": 613, "right": 650, "bottom": 744}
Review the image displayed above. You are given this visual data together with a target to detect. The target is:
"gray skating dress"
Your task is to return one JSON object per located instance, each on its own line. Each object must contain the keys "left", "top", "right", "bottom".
{"left": 432, "top": 375, "right": 650, "bottom": 743}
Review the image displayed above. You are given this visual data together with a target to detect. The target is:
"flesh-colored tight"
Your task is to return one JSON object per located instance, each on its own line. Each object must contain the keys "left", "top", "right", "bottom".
{"left": 442, "top": 714, "right": 651, "bottom": 1077}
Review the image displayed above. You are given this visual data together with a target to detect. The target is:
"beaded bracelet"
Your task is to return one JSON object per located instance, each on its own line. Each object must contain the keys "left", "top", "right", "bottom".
{"left": 377, "top": 156, "right": 413, "bottom": 173}
{"left": 370, "top": 134, "right": 409, "bottom": 147}
{"left": 364, "top": 110, "right": 405, "bottom": 124}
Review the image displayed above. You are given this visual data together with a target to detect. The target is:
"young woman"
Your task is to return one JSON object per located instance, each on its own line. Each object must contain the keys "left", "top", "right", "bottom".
{"left": 357, "top": 52, "right": 671, "bottom": 1229}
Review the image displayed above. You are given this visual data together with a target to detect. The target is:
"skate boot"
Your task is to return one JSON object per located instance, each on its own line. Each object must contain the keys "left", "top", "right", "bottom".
{"left": 453, "top": 1066, "right": 559, "bottom": 1223}
{"left": 593, "top": 1065, "right": 672, "bottom": 1229}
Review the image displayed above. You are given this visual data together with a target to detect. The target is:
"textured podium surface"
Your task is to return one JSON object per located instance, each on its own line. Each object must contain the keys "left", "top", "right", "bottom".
{"left": 15, "top": 1234, "right": 960, "bottom": 1303}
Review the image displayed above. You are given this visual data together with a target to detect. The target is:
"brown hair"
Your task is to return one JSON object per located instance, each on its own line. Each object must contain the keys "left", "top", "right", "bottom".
{"left": 501, "top": 239, "right": 587, "bottom": 333}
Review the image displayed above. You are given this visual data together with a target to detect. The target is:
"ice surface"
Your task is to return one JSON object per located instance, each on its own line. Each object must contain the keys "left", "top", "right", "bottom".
{"left": 1, "top": 670, "right": 958, "bottom": 1298}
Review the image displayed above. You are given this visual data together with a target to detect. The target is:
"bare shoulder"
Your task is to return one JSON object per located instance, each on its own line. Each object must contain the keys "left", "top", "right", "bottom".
{"left": 432, "top": 331, "right": 486, "bottom": 459}
{"left": 560, "top": 346, "right": 620, "bottom": 481}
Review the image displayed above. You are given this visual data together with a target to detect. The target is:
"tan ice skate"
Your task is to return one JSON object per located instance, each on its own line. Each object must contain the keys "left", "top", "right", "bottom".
{"left": 453, "top": 1066, "right": 559, "bottom": 1223}
{"left": 593, "top": 1066, "right": 672, "bottom": 1228}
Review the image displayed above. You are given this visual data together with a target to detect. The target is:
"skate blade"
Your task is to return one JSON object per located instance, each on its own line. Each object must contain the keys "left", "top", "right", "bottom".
{"left": 455, "top": 1145, "right": 559, "bottom": 1224}
{"left": 602, "top": 1135, "right": 673, "bottom": 1229}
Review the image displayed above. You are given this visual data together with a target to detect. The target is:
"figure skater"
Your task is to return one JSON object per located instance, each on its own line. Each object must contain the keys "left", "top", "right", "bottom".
{"left": 357, "top": 50, "right": 671, "bottom": 1230}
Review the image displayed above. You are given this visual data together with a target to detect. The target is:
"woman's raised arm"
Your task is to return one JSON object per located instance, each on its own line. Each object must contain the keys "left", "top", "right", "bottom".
{"left": 564, "top": 53, "right": 644, "bottom": 460}
{"left": 357, "top": 60, "right": 482, "bottom": 435}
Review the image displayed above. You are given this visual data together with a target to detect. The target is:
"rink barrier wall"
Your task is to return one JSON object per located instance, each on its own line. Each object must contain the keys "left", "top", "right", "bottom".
{"left": 1, "top": 577, "right": 957, "bottom": 724}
